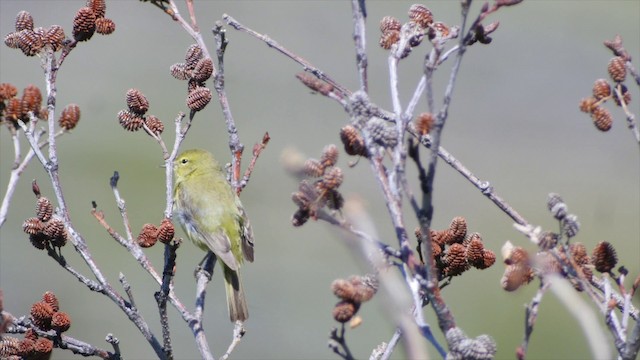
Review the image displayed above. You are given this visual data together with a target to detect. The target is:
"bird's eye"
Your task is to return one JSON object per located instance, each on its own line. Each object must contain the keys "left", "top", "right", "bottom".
{"left": 181, "top": 158, "right": 188, "bottom": 164}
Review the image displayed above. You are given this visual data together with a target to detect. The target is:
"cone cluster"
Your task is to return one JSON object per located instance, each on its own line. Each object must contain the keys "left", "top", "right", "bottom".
{"left": 417, "top": 216, "right": 496, "bottom": 280}
{"left": 291, "top": 145, "right": 345, "bottom": 227}
{"left": 331, "top": 274, "right": 378, "bottom": 325}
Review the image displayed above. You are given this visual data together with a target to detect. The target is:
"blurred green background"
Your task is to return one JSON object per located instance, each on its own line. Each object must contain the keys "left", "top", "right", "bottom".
{"left": 1, "top": 1, "right": 638, "bottom": 359}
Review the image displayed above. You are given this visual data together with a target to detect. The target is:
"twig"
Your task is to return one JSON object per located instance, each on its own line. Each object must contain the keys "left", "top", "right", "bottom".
{"left": 351, "top": 0, "right": 368, "bottom": 92}
{"left": 164, "top": 112, "right": 189, "bottom": 219}
{"left": 221, "top": 321, "right": 246, "bottom": 360}
{"left": 110, "top": 171, "right": 134, "bottom": 241}
{"left": 516, "top": 281, "right": 549, "bottom": 360}
{"left": 0, "top": 127, "right": 48, "bottom": 228}
{"left": 193, "top": 253, "right": 216, "bottom": 360}
{"left": 238, "top": 132, "right": 271, "bottom": 194}
{"left": 212, "top": 22, "right": 245, "bottom": 192}
{"left": 105, "top": 334, "right": 122, "bottom": 360}
{"left": 223, "top": 14, "right": 351, "bottom": 99}
{"left": 379, "top": 329, "right": 402, "bottom": 360}
{"left": 119, "top": 273, "right": 137, "bottom": 309}
{"left": 614, "top": 83, "right": 640, "bottom": 146}
{"left": 156, "top": 241, "right": 180, "bottom": 360}
{"left": 9, "top": 319, "right": 116, "bottom": 359}
{"left": 328, "top": 325, "right": 355, "bottom": 360}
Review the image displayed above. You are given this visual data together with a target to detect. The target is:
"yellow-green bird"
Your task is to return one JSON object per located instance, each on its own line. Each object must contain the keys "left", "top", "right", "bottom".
{"left": 173, "top": 149, "right": 254, "bottom": 322}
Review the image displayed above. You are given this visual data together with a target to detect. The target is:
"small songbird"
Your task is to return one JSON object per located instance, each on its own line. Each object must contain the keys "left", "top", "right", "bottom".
{"left": 173, "top": 149, "right": 254, "bottom": 322}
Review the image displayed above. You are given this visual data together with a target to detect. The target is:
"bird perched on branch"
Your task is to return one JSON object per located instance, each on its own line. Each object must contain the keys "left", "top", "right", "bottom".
{"left": 174, "top": 149, "right": 254, "bottom": 322}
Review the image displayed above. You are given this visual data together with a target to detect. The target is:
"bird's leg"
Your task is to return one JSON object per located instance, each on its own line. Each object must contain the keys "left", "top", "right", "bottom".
{"left": 194, "top": 251, "right": 217, "bottom": 280}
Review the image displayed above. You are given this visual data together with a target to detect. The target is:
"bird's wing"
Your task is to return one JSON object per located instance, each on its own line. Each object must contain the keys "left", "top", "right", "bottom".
{"left": 176, "top": 184, "right": 240, "bottom": 271}
{"left": 238, "top": 205, "right": 254, "bottom": 263}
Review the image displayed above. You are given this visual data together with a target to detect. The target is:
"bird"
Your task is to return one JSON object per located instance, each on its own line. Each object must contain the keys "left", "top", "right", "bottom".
{"left": 173, "top": 148, "right": 254, "bottom": 322}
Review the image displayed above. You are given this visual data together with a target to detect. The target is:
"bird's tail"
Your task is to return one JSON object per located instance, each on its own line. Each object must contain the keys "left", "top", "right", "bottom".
{"left": 223, "top": 264, "right": 248, "bottom": 322}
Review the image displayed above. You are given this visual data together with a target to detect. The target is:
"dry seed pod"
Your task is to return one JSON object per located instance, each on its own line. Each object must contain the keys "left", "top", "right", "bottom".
{"left": 4, "top": 97, "right": 23, "bottom": 123}
{"left": 88, "top": 0, "right": 107, "bottom": 19}
{"left": 192, "top": 57, "right": 213, "bottom": 83}
{"left": 0, "top": 83, "right": 18, "bottom": 101}
{"left": 320, "top": 144, "right": 339, "bottom": 168}
{"left": 415, "top": 112, "right": 434, "bottom": 135}
{"left": 331, "top": 279, "right": 356, "bottom": 302}
{"left": 170, "top": 63, "right": 189, "bottom": 80}
{"left": 95, "top": 18, "right": 116, "bottom": 35}
{"left": 570, "top": 242, "right": 590, "bottom": 266}
{"left": 444, "top": 243, "right": 468, "bottom": 276}
{"left": 1, "top": 336, "right": 21, "bottom": 357}
{"left": 291, "top": 208, "right": 310, "bottom": 227}
{"left": 186, "top": 87, "right": 212, "bottom": 111}
{"left": 295, "top": 72, "right": 333, "bottom": 95}
{"left": 547, "top": 193, "right": 567, "bottom": 220}
{"left": 157, "top": 218, "right": 175, "bottom": 244}
{"left": 117, "top": 109, "right": 144, "bottom": 131}
{"left": 501, "top": 264, "right": 533, "bottom": 291}
{"left": 339, "top": 125, "right": 366, "bottom": 156}
{"left": 291, "top": 191, "right": 310, "bottom": 209}
{"left": 592, "top": 241, "right": 617, "bottom": 273}
{"left": 326, "top": 189, "right": 344, "bottom": 210}
{"left": 429, "top": 22, "right": 450, "bottom": 41}
{"left": 4, "top": 31, "right": 22, "bottom": 49}
{"left": 21, "top": 85, "right": 42, "bottom": 115}
{"left": 126, "top": 88, "right": 149, "bottom": 115}
{"left": 29, "top": 233, "right": 47, "bottom": 250}
{"left": 33, "top": 338, "right": 53, "bottom": 356}
{"left": 408, "top": 4, "right": 434, "bottom": 28}
{"left": 16, "top": 338, "right": 35, "bottom": 357}
{"left": 144, "top": 115, "right": 164, "bottom": 136}
{"left": 537, "top": 231, "right": 558, "bottom": 250}
{"left": 43, "top": 219, "right": 65, "bottom": 239}
{"left": 42, "top": 291, "right": 59, "bottom": 312}
{"left": 608, "top": 57, "right": 626, "bottom": 83}
{"left": 579, "top": 97, "right": 597, "bottom": 113}
{"left": 72, "top": 7, "right": 96, "bottom": 42}
{"left": 185, "top": 44, "right": 203, "bottom": 70}
{"left": 379, "top": 16, "right": 401, "bottom": 33}
{"left": 30, "top": 302, "right": 54, "bottom": 329}
{"left": 332, "top": 301, "right": 358, "bottom": 323}
{"left": 18, "top": 30, "right": 44, "bottom": 56}
{"left": 349, "top": 275, "right": 377, "bottom": 303}
{"left": 137, "top": 223, "right": 158, "bottom": 248}
{"left": 481, "top": 249, "right": 496, "bottom": 269}
{"left": 36, "top": 197, "right": 53, "bottom": 222}
{"left": 466, "top": 236, "right": 485, "bottom": 267}
{"left": 22, "top": 217, "right": 44, "bottom": 235}
{"left": 303, "top": 159, "right": 323, "bottom": 177}
{"left": 592, "top": 79, "right": 611, "bottom": 100}
{"left": 59, "top": 104, "right": 80, "bottom": 130}
{"left": 51, "top": 312, "right": 71, "bottom": 333}
{"left": 379, "top": 30, "right": 400, "bottom": 50}
{"left": 322, "top": 167, "right": 343, "bottom": 190}
{"left": 449, "top": 217, "right": 467, "bottom": 242}
{"left": 15, "top": 11, "right": 34, "bottom": 32}
{"left": 44, "top": 25, "right": 65, "bottom": 51}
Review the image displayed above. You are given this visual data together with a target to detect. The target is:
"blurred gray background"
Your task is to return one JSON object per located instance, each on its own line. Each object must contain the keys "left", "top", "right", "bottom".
{"left": 1, "top": 1, "right": 638, "bottom": 359}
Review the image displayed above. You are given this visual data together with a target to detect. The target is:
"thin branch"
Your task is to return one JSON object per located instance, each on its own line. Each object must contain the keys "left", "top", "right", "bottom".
{"left": 328, "top": 325, "right": 355, "bottom": 360}
{"left": 516, "top": 281, "right": 549, "bottom": 360}
{"left": 238, "top": 132, "right": 271, "bottom": 194}
{"left": 223, "top": 14, "right": 351, "bottom": 99}
{"left": 351, "top": 0, "right": 368, "bottom": 92}
{"left": 0, "top": 127, "right": 47, "bottom": 228}
{"left": 614, "top": 83, "right": 640, "bottom": 146}
{"left": 9, "top": 319, "right": 116, "bottom": 359}
{"left": 220, "top": 321, "right": 246, "bottom": 360}
{"left": 212, "top": 22, "right": 244, "bottom": 191}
